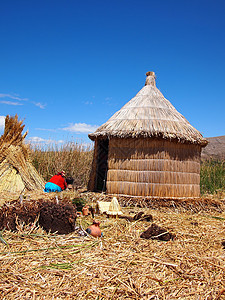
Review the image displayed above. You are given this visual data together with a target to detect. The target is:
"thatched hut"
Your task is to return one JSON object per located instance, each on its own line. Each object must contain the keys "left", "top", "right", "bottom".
{"left": 88, "top": 72, "right": 208, "bottom": 198}
{"left": 0, "top": 115, "right": 45, "bottom": 193}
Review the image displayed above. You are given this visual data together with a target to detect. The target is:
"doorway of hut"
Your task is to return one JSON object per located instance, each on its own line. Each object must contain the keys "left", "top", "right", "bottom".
{"left": 95, "top": 139, "right": 109, "bottom": 192}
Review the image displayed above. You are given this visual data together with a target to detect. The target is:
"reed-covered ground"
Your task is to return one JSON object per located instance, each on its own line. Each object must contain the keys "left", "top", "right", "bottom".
{"left": 0, "top": 190, "right": 225, "bottom": 299}
{"left": 0, "top": 142, "right": 224, "bottom": 299}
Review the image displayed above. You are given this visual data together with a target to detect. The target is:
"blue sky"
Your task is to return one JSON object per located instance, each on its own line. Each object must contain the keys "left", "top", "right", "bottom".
{"left": 0, "top": 0, "right": 224, "bottom": 146}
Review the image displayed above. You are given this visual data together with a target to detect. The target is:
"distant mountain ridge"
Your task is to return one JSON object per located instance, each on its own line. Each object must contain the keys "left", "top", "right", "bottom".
{"left": 201, "top": 135, "right": 225, "bottom": 160}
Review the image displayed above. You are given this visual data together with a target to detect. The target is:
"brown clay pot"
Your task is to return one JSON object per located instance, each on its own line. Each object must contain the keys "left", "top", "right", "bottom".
{"left": 86, "top": 220, "right": 102, "bottom": 237}
{"left": 82, "top": 205, "right": 89, "bottom": 216}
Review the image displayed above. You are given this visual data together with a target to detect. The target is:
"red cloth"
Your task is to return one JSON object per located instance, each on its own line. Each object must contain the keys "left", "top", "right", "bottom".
{"left": 48, "top": 173, "right": 67, "bottom": 190}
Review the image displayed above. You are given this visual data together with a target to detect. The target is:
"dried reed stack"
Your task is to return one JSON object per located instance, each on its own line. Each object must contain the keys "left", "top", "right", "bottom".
{"left": 88, "top": 72, "right": 208, "bottom": 198}
{"left": 0, "top": 115, "right": 45, "bottom": 193}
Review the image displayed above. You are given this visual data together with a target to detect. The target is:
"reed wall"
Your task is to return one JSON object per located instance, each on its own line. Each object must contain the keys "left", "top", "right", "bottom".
{"left": 106, "top": 138, "right": 202, "bottom": 198}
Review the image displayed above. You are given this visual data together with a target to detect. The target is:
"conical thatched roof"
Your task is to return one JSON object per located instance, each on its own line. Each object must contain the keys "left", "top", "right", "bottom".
{"left": 0, "top": 115, "right": 45, "bottom": 193}
{"left": 89, "top": 72, "right": 208, "bottom": 146}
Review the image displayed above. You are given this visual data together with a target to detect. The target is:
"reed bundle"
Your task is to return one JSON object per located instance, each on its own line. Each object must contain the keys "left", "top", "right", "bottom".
{"left": 0, "top": 191, "right": 224, "bottom": 299}
{"left": 0, "top": 115, "right": 45, "bottom": 193}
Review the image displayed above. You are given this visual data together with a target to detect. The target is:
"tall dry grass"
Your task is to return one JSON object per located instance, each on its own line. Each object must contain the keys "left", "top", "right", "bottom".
{"left": 29, "top": 142, "right": 93, "bottom": 188}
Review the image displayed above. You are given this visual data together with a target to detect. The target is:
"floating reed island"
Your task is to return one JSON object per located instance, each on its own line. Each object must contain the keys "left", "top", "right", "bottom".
{"left": 88, "top": 72, "right": 208, "bottom": 198}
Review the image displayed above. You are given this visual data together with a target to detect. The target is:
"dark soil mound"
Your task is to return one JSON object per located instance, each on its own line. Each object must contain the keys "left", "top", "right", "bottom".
{"left": 0, "top": 200, "right": 40, "bottom": 231}
{"left": 222, "top": 240, "right": 225, "bottom": 249}
{"left": 140, "top": 223, "right": 174, "bottom": 241}
{"left": 133, "top": 212, "right": 153, "bottom": 222}
{"left": 39, "top": 202, "right": 76, "bottom": 234}
{"left": 119, "top": 212, "right": 153, "bottom": 222}
{"left": 133, "top": 212, "right": 144, "bottom": 220}
{"left": 0, "top": 199, "right": 76, "bottom": 234}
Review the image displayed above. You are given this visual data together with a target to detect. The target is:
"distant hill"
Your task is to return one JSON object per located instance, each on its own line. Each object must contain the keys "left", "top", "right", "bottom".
{"left": 201, "top": 135, "right": 225, "bottom": 160}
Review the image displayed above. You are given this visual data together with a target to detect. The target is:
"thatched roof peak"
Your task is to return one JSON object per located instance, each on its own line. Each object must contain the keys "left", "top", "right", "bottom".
{"left": 89, "top": 72, "right": 208, "bottom": 146}
{"left": 145, "top": 71, "right": 156, "bottom": 87}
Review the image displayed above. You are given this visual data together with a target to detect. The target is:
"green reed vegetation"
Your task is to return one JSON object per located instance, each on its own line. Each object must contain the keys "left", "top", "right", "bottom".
{"left": 29, "top": 142, "right": 94, "bottom": 188}
{"left": 30, "top": 142, "right": 224, "bottom": 195}
{"left": 200, "top": 160, "right": 225, "bottom": 195}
